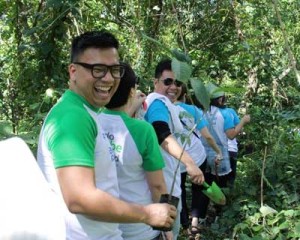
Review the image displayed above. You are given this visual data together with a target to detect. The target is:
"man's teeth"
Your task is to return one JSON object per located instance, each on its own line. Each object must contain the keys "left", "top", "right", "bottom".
{"left": 95, "top": 86, "right": 111, "bottom": 92}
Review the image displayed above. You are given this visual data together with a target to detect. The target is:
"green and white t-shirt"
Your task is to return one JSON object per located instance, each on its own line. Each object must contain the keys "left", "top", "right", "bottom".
{"left": 37, "top": 90, "right": 122, "bottom": 240}
{"left": 98, "top": 109, "right": 165, "bottom": 240}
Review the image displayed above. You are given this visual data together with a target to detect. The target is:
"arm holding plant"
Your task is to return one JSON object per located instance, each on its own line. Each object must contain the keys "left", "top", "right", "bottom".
{"left": 159, "top": 132, "right": 204, "bottom": 185}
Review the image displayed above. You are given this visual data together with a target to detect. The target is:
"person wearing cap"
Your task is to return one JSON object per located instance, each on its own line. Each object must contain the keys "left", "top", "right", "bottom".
{"left": 205, "top": 83, "right": 251, "bottom": 188}
{"left": 201, "top": 83, "right": 250, "bottom": 218}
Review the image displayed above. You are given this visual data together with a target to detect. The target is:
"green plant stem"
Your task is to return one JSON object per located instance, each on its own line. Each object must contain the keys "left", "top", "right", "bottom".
{"left": 261, "top": 146, "right": 268, "bottom": 226}
{"left": 260, "top": 146, "right": 267, "bottom": 208}
{"left": 168, "top": 122, "right": 198, "bottom": 200}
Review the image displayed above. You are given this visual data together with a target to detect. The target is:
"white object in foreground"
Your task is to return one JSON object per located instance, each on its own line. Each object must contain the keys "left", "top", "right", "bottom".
{"left": 0, "top": 137, "right": 65, "bottom": 240}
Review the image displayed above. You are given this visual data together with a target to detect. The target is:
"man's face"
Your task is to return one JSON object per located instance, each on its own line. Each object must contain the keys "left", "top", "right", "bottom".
{"left": 69, "top": 47, "right": 120, "bottom": 108}
{"left": 154, "top": 70, "right": 182, "bottom": 103}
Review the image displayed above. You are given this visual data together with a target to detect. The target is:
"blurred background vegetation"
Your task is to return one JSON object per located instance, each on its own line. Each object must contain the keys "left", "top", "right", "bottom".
{"left": 0, "top": 0, "right": 299, "bottom": 239}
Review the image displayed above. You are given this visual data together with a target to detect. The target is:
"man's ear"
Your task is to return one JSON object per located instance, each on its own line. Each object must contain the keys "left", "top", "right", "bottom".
{"left": 129, "top": 88, "right": 135, "bottom": 98}
{"left": 69, "top": 64, "right": 77, "bottom": 83}
{"left": 153, "top": 78, "right": 159, "bottom": 89}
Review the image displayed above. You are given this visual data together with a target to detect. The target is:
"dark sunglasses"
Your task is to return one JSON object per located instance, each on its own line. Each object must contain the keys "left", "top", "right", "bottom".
{"left": 160, "top": 78, "right": 183, "bottom": 87}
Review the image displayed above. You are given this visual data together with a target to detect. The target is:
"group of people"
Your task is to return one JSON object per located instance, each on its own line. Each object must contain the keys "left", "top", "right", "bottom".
{"left": 37, "top": 30, "right": 250, "bottom": 240}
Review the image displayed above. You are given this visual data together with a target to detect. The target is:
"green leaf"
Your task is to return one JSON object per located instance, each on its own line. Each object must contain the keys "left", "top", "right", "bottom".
{"left": 295, "top": 222, "right": 300, "bottom": 233}
{"left": 278, "top": 221, "right": 289, "bottom": 230}
{"left": 252, "top": 225, "right": 263, "bottom": 232}
{"left": 190, "top": 78, "right": 210, "bottom": 111}
{"left": 29, "top": 103, "right": 40, "bottom": 110}
{"left": 171, "top": 58, "right": 192, "bottom": 83}
{"left": 271, "top": 226, "right": 280, "bottom": 235}
{"left": 283, "top": 209, "right": 295, "bottom": 217}
{"left": 239, "top": 234, "right": 252, "bottom": 240}
{"left": 141, "top": 33, "right": 173, "bottom": 55}
{"left": 171, "top": 49, "right": 191, "bottom": 63}
{"left": 259, "top": 205, "right": 278, "bottom": 217}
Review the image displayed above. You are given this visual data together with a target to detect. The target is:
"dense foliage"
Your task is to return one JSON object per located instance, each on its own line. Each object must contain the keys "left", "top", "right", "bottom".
{"left": 0, "top": 0, "right": 299, "bottom": 239}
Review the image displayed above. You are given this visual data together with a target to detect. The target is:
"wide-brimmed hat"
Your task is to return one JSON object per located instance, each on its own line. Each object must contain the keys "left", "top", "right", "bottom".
{"left": 205, "top": 83, "right": 225, "bottom": 99}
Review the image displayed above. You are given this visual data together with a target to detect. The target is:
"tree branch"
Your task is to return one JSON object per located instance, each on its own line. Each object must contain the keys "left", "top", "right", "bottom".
{"left": 171, "top": 0, "right": 187, "bottom": 54}
{"left": 272, "top": 0, "right": 300, "bottom": 85}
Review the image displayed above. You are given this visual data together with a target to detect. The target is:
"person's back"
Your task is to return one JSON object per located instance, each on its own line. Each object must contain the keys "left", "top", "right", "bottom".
{"left": 99, "top": 62, "right": 167, "bottom": 240}
{"left": 99, "top": 111, "right": 164, "bottom": 239}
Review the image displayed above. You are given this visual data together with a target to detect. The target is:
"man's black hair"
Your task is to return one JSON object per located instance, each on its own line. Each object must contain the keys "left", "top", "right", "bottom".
{"left": 106, "top": 62, "right": 136, "bottom": 109}
{"left": 154, "top": 59, "right": 172, "bottom": 79}
{"left": 71, "top": 30, "right": 119, "bottom": 62}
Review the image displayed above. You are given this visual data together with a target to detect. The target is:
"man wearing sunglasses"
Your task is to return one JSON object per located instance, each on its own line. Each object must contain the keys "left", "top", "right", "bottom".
{"left": 37, "top": 31, "right": 176, "bottom": 240}
{"left": 145, "top": 59, "right": 205, "bottom": 240}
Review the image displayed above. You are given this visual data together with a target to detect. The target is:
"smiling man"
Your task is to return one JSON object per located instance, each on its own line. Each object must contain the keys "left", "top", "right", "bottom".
{"left": 37, "top": 31, "right": 176, "bottom": 240}
{"left": 144, "top": 59, "right": 204, "bottom": 239}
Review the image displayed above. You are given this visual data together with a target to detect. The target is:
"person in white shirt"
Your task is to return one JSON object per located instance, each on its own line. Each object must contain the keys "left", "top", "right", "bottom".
{"left": 99, "top": 62, "right": 172, "bottom": 240}
{"left": 37, "top": 30, "right": 176, "bottom": 240}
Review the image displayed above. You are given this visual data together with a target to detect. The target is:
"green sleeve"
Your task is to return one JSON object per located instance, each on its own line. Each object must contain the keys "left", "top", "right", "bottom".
{"left": 131, "top": 121, "right": 165, "bottom": 171}
{"left": 44, "top": 107, "right": 97, "bottom": 168}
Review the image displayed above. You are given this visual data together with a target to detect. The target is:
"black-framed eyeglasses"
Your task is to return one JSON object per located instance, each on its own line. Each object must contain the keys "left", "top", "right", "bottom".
{"left": 160, "top": 78, "right": 183, "bottom": 87}
{"left": 73, "top": 62, "right": 125, "bottom": 79}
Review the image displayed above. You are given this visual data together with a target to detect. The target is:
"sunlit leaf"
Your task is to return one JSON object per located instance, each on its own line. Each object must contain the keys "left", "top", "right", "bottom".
{"left": 171, "top": 58, "right": 192, "bottom": 83}
{"left": 260, "top": 205, "right": 278, "bottom": 217}
{"left": 283, "top": 209, "right": 295, "bottom": 217}
{"left": 171, "top": 49, "right": 191, "bottom": 63}
{"left": 190, "top": 78, "right": 210, "bottom": 111}
{"left": 252, "top": 225, "right": 263, "bottom": 232}
{"left": 271, "top": 226, "right": 280, "bottom": 235}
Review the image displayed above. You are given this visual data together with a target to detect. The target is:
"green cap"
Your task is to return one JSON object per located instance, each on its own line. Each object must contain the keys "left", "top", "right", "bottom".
{"left": 205, "top": 83, "right": 225, "bottom": 99}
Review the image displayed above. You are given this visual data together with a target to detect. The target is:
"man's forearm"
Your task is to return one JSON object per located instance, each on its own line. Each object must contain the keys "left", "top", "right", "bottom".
{"left": 160, "top": 135, "right": 195, "bottom": 167}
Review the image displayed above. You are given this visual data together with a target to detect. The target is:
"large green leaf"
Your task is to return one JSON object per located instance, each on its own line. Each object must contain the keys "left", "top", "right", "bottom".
{"left": 171, "top": 58, "right": 192, "bottom": 83}
{"left": 141, "top": 33, "right": 173, "bottom": 55}
{"left": 190, "top": 78, "right": 210, "bottom": 111}
{"left": 259, "top": 205, "right": 278, "bottom": 217}
{"left": 171, "top": 49, "right": 191, "bottom": 63}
